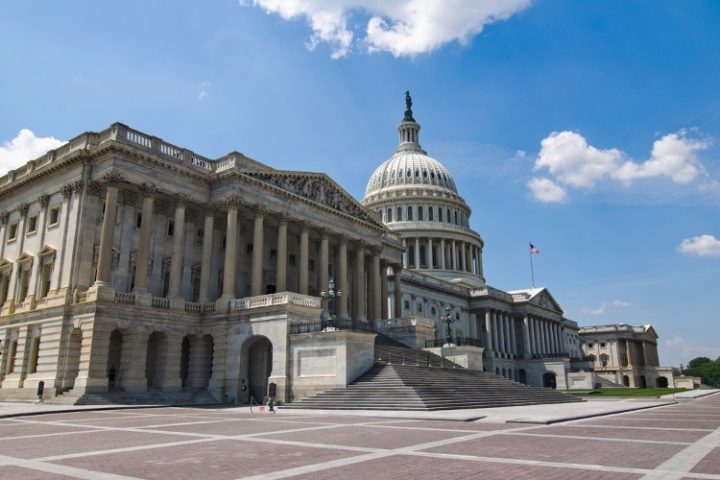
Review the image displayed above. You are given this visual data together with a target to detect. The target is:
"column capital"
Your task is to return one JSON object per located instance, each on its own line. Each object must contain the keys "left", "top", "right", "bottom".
{"left": 101, "top": 171, "right": 126, "bottom": 186}
{"left": 121, "top": 190, "right": 137, "bottom": 206}
{"left": 277, "top": 212, "right": 289, "bottom": 225}
{"left": 37, "top": 194, "right": 50, "bottom": 208}
{"left": 139, "top": 182, "right": 159, "bottom": 197}
{"left": 0, "top": 211, "right": 8, "bottom": 225}
{"left": 252, "top": 204, "right": 267, "bottom": 218}
{"left": 17, "top": 202, "right": 30, "bottom": 217}
{"left": 224, "top": 194, "right": 243, "bottom": 208}
{"left": 60, "top": 183, "right": 75, "bottom": 199}
{"left": 173, "top": 193, "right": 191, "bottom": 208}
{"left": 87, "top": 181, "right": 103, "bottom": 197}
{"left": 199, "top": 203, "right": 217, "bottom": 217}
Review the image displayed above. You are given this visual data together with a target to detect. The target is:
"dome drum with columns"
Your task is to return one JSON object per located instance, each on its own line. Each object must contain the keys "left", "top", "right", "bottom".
{"left": 362, "top": 93, "right": 485, "bottom": 287}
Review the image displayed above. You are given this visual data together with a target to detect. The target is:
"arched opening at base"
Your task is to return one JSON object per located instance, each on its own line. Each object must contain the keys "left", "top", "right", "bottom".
{"left": 639, "top": 375, "right": 647, "bottom": 388}
{"left": 63, "top": 327, "right": 83, "bottom": 390}
{"left": 107, "top": 329, "right": 123, "bottom": 390}
{"left": 518, "top": 369, "right": 527, "bottom": 385}
{"left": 543, "top": 372, "right": 557, "bottom": 389}
{"left": 622, "top": 375, "right": 630, "bottom": 387}
{"left": 656, "top": 376, "right": 669, "bottom": 388}
{"left": 239, "top": 336, "right": 273, "bottom": 403}
{"left": 146, "top": 332, "right": 168, "bottom": 390}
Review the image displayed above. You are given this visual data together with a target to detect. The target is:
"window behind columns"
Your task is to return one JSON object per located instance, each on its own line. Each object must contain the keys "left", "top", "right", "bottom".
{"left": 428, "top": 207, "right": 433, "bottom": 221}
{"left": 396, "top": 207, "right": 402, "bottom": 221}
{"left": 387, "top": 208, "right": 392, "bottom": 222}
{"left": 407, "top": 206, "right": 413, "bottom": 221}
{"left": 418, "top": 206, "right": 423, "bottom": 220}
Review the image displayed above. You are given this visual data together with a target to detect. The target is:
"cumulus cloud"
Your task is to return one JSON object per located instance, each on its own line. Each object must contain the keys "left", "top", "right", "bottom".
{"left": 198, "top": 81, "right": 212, "bottom": 100}
{"left": 528, "top": 130, "right": 710, "bottom": 202}
{"left": 240, "top": 0, "right": 532, "bottom": 58}
{"left": 527, "top": 177, "right": 567, "bottom": 203}
{"left": 579, "top": 299, "right": 634, "bottom": 316}
{"left": 678, "top": 234, "right": 720, "bottom": 257}
{"left": 664, "top": 335, "right": 720, "bottom": 365}
{"left": 0, "top": 129, "right": 66, "bottom": 175}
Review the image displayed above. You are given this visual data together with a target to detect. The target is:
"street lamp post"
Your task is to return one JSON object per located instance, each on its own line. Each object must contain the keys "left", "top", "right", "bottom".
{"left": 320, "top": 278, "right": 341, "bottom": 329}
{"left": 441, "top": 306, "right": 456, "bottom": 346}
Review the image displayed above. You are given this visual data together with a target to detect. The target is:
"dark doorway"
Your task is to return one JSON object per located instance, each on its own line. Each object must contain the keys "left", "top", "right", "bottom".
{"left": 107, "top": 330, "right": 123, "bottom": 390}
{"left": 246, "top": 337, "right": 273, "bottom": 403}
{"left": 639, "top": 375, "right": 647, "bottom": 388}
{"left": 656, "top": 376, "right": 669, "bottom": 388}
{"left": 146, "top": 332, "right": 168, "bottom": 390}
{"left": 543, "top": 372, "right": 557, "bottom": 389}
{"left": 622, "top": 375, "right": 630, "bottom": 387}
{"left": 518, "top": 369, "right": 527, "bottom": 385}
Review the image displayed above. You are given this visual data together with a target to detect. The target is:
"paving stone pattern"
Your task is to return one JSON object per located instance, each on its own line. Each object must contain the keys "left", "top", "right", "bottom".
{"left": 0, "top": 394, "right": 717, "bottom": 480}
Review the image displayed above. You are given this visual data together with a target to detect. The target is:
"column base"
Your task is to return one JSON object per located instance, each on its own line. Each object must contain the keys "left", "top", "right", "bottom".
{"left": 169, "top": 297, "right": 186, "bottom": 310}
{"left": 134, "top": 291, "right": 152, "bottom": 307}
{"left": 87, "top": 282, "right": 115, "bottom": 303}
{"left": 216, "top": 295, "right": 234, "bottom": 313}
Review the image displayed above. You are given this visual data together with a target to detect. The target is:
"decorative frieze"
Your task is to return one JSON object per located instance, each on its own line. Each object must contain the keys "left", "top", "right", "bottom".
{"left": 102, "top": 171, "right": 126, "bottom": 185}
{"left": 139, "top": 183, "right": 158, "bottom": 197}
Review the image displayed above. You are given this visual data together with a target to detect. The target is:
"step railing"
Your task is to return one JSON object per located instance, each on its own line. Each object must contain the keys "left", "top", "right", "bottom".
{"left": 374, "top": 345, "right": 460, "bottom": 369}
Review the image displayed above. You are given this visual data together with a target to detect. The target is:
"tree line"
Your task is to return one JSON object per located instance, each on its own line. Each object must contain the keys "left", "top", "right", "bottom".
{"left": 682, "top": 357, "right": 720, "bottom": 387}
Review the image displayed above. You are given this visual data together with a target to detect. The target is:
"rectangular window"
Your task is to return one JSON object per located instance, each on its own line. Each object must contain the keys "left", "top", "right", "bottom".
{"left": 270, "top": 248, "right": 277, "bottom": 259}
{"left": 397, "top": 207, "right": 402, "bottom": 221}
{"left": 587, "top": 343, "right": 594, "bottom": 348}
{"left": 407, "top": 206, "right": 413, "bottom": 221}
{"left": 418, "top": 206, "right": 423, "bottom": 221}
{"left": 27, "top": 215, "right": 38, "bottom": 234}
{"left": 8, "top": 223, "right": 18, "bottom": 241}
{"left": 196, "top": 227, "right": 204, "bottom": 245}
{"left": 438, "top": 209, "right": 443, "bottom": 222}
{"left": 48, "top": 207, "right": 60, "bottom": 226}
{"left": 600, "top": 342, "right": 606, "bottom": 348}
{"left": 289, "top": 254, "right": 296, "bottom": 266}
{"left": 136, "top": 212, "right": 142, "bottom": 229}
{"left": 167, "top": 219, "right": 175, "bottom": 237}
{"left": 246, "top": 243, "right": 253, "bottom": 254}
{"left": 429, "top": 207, "right": 433, "bottom": 221}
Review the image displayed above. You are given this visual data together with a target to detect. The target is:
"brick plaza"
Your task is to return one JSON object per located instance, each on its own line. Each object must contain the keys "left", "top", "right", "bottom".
{"left": 0, "top": 393, "right": 718, "bottom": 480}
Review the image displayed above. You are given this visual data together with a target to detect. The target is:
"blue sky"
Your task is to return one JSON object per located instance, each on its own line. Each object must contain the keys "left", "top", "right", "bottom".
{"left": 1, "top": 0, "right": 718, "bottom": 366}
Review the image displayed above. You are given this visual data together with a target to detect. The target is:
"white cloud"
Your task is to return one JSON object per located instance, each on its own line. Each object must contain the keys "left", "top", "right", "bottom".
{"left": 528, "top": 130, "right": 710, "bottom": 202}
{"left": 663, "top": 335, "right": 720, "bottom": 366}
{"left": 527, "top": 177, "right": 567, "bottom": 203}
{"left": 241, "top": 0, "right": 531, "bottom": 58}
{"left": 0, "top": 129, "right": 66, "bottom": 175}
{"left": 679, "top": 234, "right": 720, "bottom": 258}
{"left": 198, "top": 81, "right": 212, "bottom": 100}
{"left": 579, "top": 299, "right": 634, "bottom": 316}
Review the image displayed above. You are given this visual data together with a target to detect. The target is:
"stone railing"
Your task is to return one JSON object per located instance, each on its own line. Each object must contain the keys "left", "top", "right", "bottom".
{"left": 184, "top": 302, "right": 216, "bottom": 313}
{"left": 114, "top": 291, "right": 136, "bottom": 305}
{"left": 375, "top": 317, "right": 435, "bottom": 331}
{"left": 151, "top": 297, "right": 170, "bottom": 309}
{"left": 230, "top": 292, "right": 321, "bottom": 311}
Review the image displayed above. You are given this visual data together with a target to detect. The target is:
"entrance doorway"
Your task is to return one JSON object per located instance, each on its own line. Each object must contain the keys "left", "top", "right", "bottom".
{"left": 656, "top": 376, "right": 669, "bottom": 388}
{"left": 622, "top": 375, "right": 630, "bottom": 387}
{"left": 107, "top": 329, "right": 123, "bottom": 390}
{"left": 518, "top": 369, "right": 527, "bottom": 385}
{"left": 146, "top": 332, "right": 168, "bottom": 390}
{"left": 242, "top": 336, "right": 273, "bottom": 403}
{"left": 543, "top": 372, "right": 557, "bottom": 389}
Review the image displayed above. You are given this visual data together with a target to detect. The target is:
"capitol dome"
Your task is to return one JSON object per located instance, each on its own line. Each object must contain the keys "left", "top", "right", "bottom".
{"left": 362, "top": 92, "right": 485, "bottom": 288}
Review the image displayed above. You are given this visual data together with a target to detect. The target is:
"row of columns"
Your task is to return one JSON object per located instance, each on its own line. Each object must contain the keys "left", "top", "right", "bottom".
{"left": 484, "top": 310, "right": 517, "bottom": 357}
{"left": 94, "top": 183, "right": 402, "bottom": 321}
{"left": 402, "top": 236, "right": 482, "bottom": 274}
{"left": 524, "top": 315, "right": 564, "bottom": 358}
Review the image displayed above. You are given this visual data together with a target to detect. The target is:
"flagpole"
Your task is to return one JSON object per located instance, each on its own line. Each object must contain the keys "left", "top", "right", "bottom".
{"left": 529, "top": 249, "right": 535, "bottom": 288}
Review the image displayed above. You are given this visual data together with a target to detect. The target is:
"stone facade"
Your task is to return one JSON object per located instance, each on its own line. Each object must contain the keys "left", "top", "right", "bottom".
{"left": 0, "top": 122, "right": 403, "bottom": 403}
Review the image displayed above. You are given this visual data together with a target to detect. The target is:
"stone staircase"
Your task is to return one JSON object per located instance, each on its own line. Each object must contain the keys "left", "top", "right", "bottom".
{"left": 48, "top": 389, "right": 218, "bottom": 406}
{"left": 286, "top": 336, "right": 583, "bottom": 411}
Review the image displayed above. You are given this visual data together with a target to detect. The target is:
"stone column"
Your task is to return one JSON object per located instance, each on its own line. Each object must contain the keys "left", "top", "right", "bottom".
{"left": 402, "top": 239, "right": 408, "bottom": 269}
{"left": 337, "top": 238, "right": 349, "bottom": 319}
{"left": 427, "top": 238, "right": 434, "bottom": 269}
{"left": 95, "top": 184, "right": 119, "bottom": 286}
{"left": 275, "top": 216, "right": 288, "bottom": 293}
{"left": 354, "top": 243, "right": 365, "bottom": 321}
{"left": 452, "top": 240, "right": 458, "bottom": 271}
{"left": 198, "top": 208, "right": 215, "bottom": 304}
{"left": 318, "top": 231, "right": 329, "bottom": 295}
{"left": 298, "top": 224, "right": 309, "bottom": 295}
{"left": 250, "top": 208, "right": 264, "bottom": 297}
{"left": 523, "top": 315, "right": 532, "bottom": 358}
{"left": 542, "top": 320, "right": 550, "bottom": 354}
{"left": 393, "top": 265, "right": 402, "bottom": 319}
{"left": 492, "top": 311, "right": 500, "bottom": 353}
{"left": 531, "top": 317, "right": 540, "bottom": 354}
{"left": 380, "top": 260, "right": 388, "bottom": 320}
{"left": 219, "top": 202, "right": 238, "bottom": 306}
{"left": 370, "top": 251, "right": 381, "bottom": 321}
{"left": 134, "top": 184, "right": 156, "bottom": 293}
{"left": 484, "top": 310, "right": 493, "bottom": 351}
{"left": 460, "top": 241, "right": 467, "bottom": 272}
{"left": 509, "top": 316, "right": 517, "bottom": 356}
{"left": 440, "top": 239, "right": 446, "bottom": 269}
{"left": 168, "top": 196, "right": 187, "bottom": 300}
{"left": 414, "top": 238, "right": 420, "bottom": 268}
{"left": 502, "top": 313, "right": 510, "bottom": 354}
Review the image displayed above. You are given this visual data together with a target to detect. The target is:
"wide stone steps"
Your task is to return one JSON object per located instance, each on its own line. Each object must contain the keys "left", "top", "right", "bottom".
{"left": 287, "top": 363, "right": 582, "bottom": 411}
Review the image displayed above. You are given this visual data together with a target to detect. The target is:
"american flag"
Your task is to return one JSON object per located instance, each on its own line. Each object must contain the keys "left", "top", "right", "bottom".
{"left": 529, "top": 243, "right": 540, "bottom": 254}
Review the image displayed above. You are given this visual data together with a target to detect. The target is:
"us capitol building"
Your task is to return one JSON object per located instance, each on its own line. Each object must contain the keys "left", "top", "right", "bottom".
{"left": 0, "top": 94, "right": 674, "bottom": 404}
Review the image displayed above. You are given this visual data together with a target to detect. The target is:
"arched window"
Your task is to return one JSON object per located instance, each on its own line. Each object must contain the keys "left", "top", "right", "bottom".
{"left": 387, "top": 208, "right": 393, "bottom": 222}
{"left": 438, "top": 208, "right": 443, "bottom": 222}
{"left": 397, "top": 207, "right": 402, "bottom": 221}
{"left": 600, "top": 354, "right": 609, "bottom": 367}
{"left": 418, "top": 206, "right": 423, "bottom": 220}
{"left": 428, "top": 207, "right": 434, "bottom": 221}
{"left": 447, "top": 209, "right": 451, "bottom": 223}
{"left": 454, "top": 211, "right": 459, "bottom": 225}
{"left": 407, "top": 206, "right": 413, "bottom": 221}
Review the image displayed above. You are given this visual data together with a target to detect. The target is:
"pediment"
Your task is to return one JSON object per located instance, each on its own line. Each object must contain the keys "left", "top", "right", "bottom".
{"left": 247, "top": 172, "right": 384, "bottom": 228}
{"left": 529, "top": 288, "right": 563, "bottom": 313}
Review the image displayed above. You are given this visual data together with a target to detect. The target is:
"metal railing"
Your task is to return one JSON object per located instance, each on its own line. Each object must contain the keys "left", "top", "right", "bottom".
{"left": 289, "top": 316, "right": 376, "bottom": 334}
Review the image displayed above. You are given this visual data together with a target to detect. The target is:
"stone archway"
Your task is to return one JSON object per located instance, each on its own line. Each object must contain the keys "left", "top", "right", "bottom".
{"left": 543, "top": 371, "right": 557, "bottom": 389}
{"left": 622, "top": 375, "right": 630, "bottom": 387}
{"left": 656, "top": 376, "right": 669, "bottom": 388}
{"left": 107, "top": 329, "right": 123, "bottom": 390}
{"left": 146, "top": 332, "right": 168, "bottom": 390}
{"left": 639, "top": 375, "right": 647, "bottom": 388}
{"left": 240, "top": 336, "right": 273, "bottom": 403}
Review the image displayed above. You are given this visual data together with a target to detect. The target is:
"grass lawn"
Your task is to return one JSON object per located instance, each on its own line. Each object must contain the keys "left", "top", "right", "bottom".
{"left": 569, "top": 388, "right": 687, "bottom": 397}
